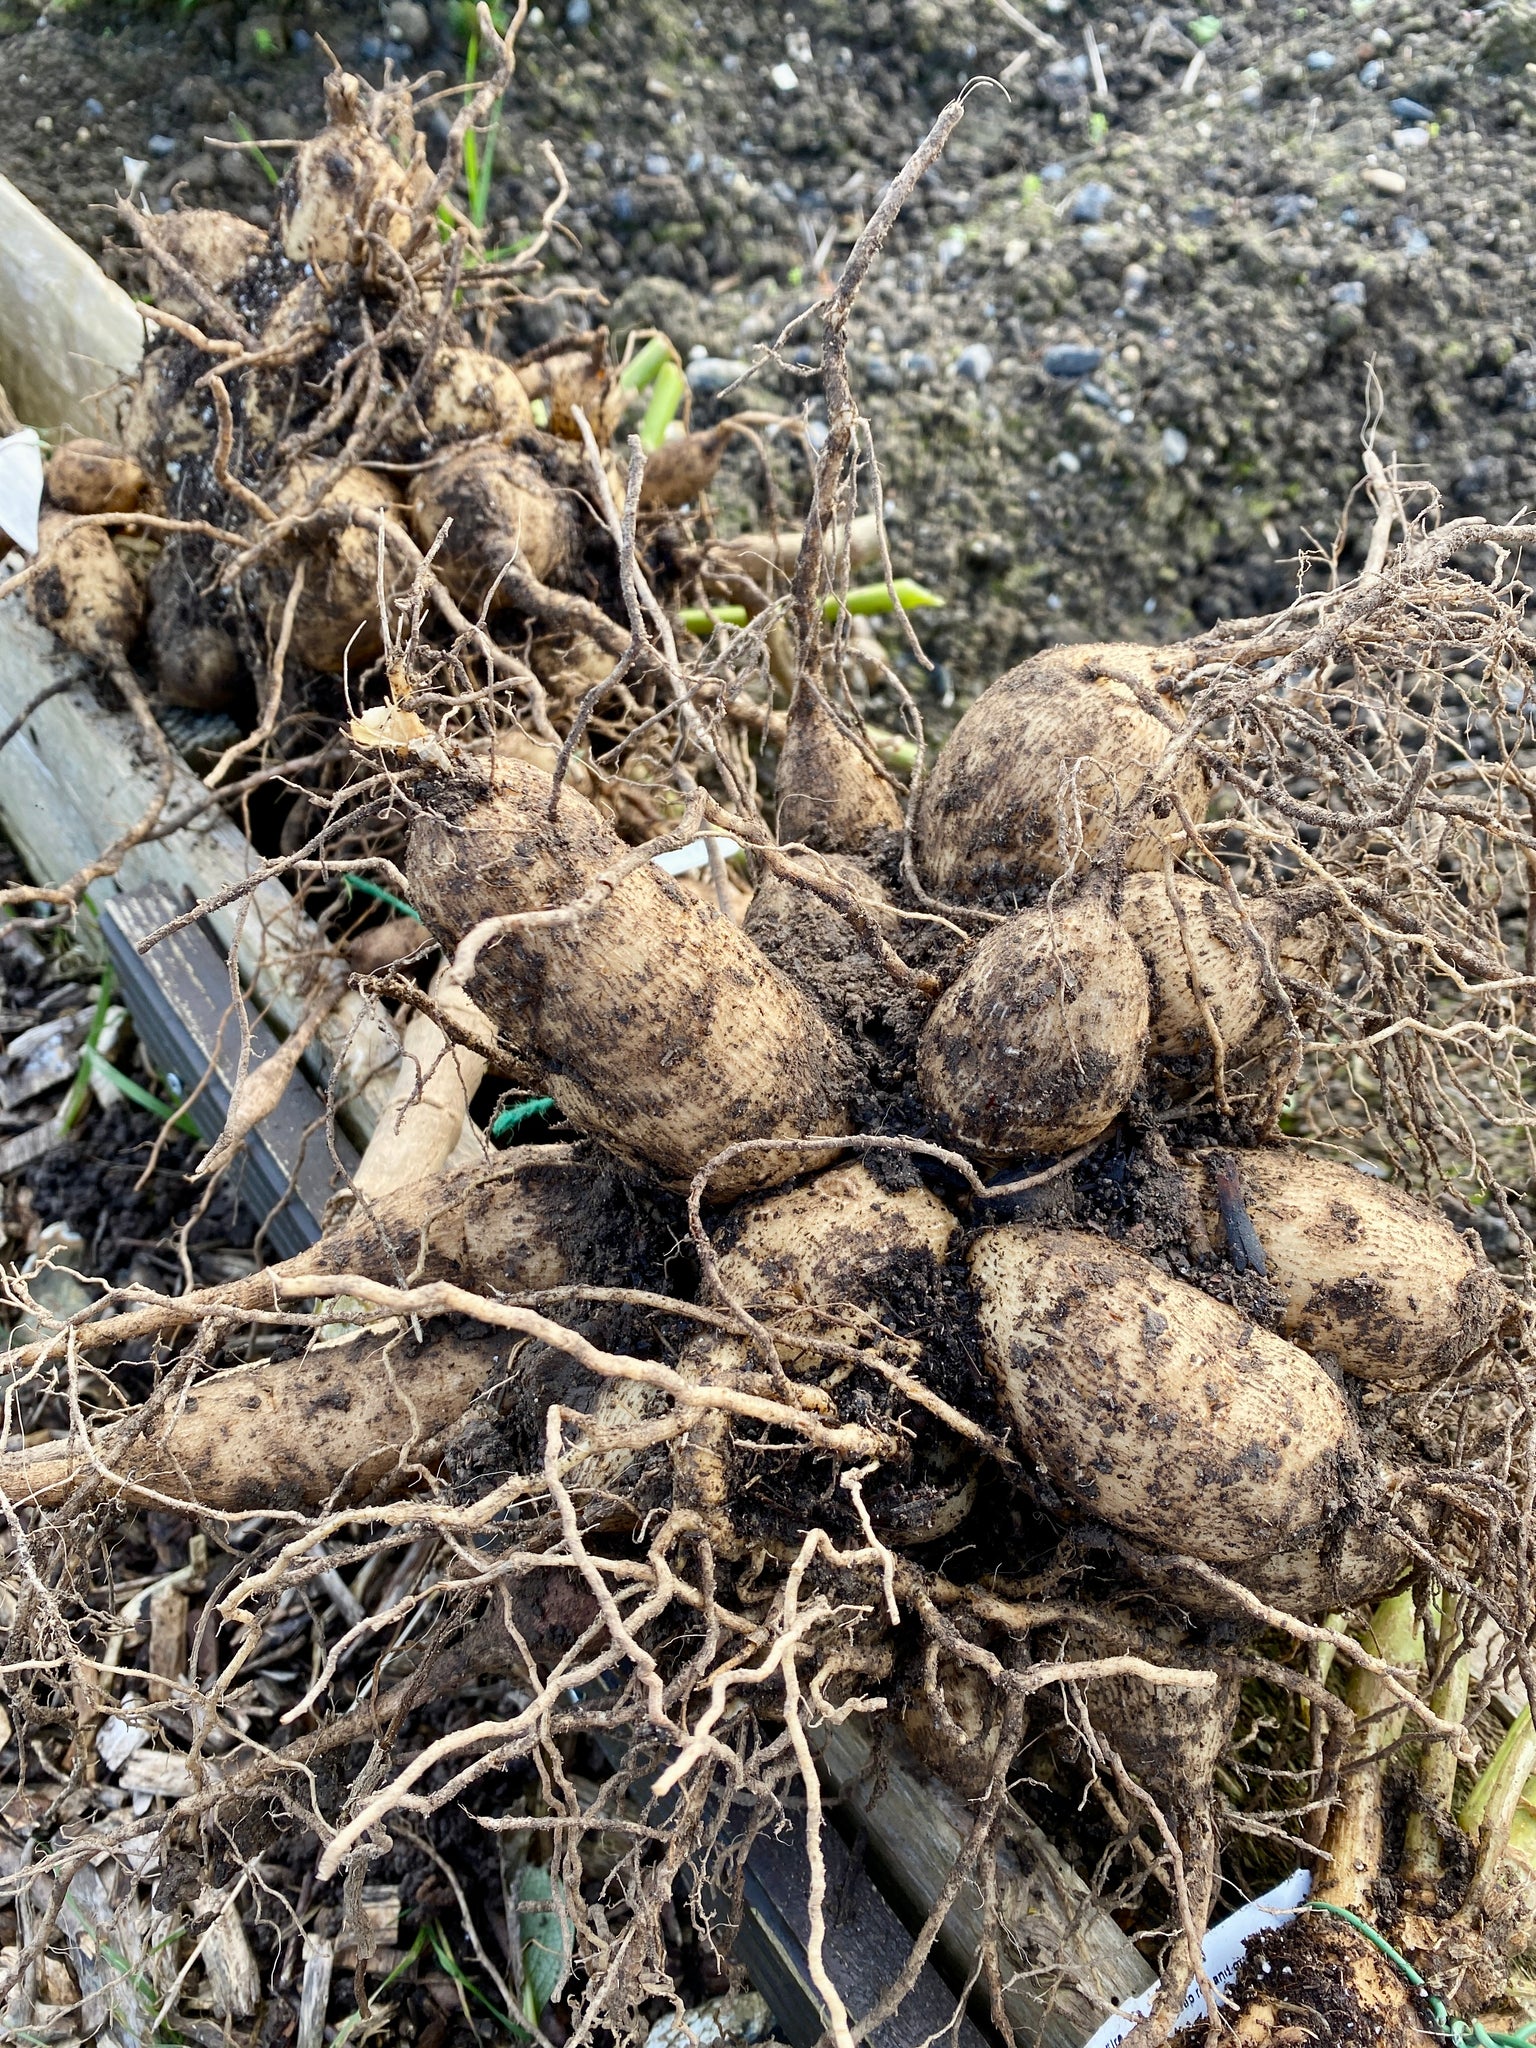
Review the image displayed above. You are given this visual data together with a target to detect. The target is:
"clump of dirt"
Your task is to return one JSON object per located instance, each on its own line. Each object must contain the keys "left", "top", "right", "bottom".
{"left": 5, "top": 0, "right": 1536, "bottom": 710}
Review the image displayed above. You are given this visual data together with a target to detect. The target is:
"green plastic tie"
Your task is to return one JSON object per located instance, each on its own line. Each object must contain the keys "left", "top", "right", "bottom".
{"left": 342, "top": 875, "right": 421, "bottom": 922}
{"left": 1306, "top": 1901, "right": 1533, "bottom": 2045}
{"left": 491, "top": 1096, "right": 556, "bottom": 1140}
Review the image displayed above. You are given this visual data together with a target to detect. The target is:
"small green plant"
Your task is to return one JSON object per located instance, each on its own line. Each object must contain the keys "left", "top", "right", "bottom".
{"left": 230, "top": 114, "right": 280, "bottom": 188}
{"left": 1088, "top": 109, "right": 1109, "bottom": 146}
{"left": 460, "top": 7, "right": 511, "bottom": 232}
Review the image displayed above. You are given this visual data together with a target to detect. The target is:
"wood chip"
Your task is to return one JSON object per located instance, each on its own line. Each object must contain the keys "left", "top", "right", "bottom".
{"left": 202, "top": 1896, "right": 259, "bottom": 2019}
{"left": 147, "top": 1583, "right": 188, "bottom": 1704}
{"left": 297, "top": 1936, "right": 333, "bottom": 2048}
{"left": 117, "top": 1748, "right": 196, "bottom": 1798}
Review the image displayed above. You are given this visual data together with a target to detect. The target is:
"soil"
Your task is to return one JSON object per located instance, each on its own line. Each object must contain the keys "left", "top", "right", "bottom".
{"left": 6, "top": 0, "right": 1536, "bottom": 709}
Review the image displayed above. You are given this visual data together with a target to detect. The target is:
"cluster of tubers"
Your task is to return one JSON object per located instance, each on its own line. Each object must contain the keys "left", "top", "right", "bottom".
{"left": 10, "top": 43, "right": 1536, "bottom": 2048}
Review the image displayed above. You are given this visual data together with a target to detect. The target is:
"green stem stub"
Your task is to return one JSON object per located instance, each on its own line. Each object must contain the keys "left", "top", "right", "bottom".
{"left": 679, "top": 579, "right": 945, "bottom": 638}
{"left": 620, "top": 335, "right": 675, "bottom": 393}
{"left": 640, "top": 361, "right": 687, "bottom": 451}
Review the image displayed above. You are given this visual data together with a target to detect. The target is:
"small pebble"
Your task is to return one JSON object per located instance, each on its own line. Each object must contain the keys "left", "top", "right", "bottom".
{"left": 1270, "top": 192, "right": 1316, "bottom": 227}
{"left": 1161, "top": 426, "right": 1189, "bottom": 467}
{"left": 1040, "top": 161, "right": 1065, "bottom": 182}
{"left": 643, "top": 151, "right": 672, "bottom": 176}
{"left": 1397, "top": 223, "right": 1431, "bottom": 257}
{"left": 565, "top": 0, "right": 591, "bottom": 23}
{"left": 1391, "top": 126, "right": 1429, "bottom": 151}
{"left": 1361, "top": 165, "right": 1407, "bottom": 194}
{"left": 148, "top": 133, "right": 177, "bottom": 156}
{"left": 582, "top": 139, "right": 603, "bottom": 163}
{"left": 1358, "top": 57, "right": 1385, "bottom": 87}
{"left": 905, "top": 351, "right": 937, "bottom": 381}
{"left": 1045, "top": 593, "right": 1063, "bottom": 610}
{"left": 1238, "top": 83, "right": 1263, "bottom": 106}
{"left": 74, "top": 125, "right": 91, "bottom": 144}
{"left": 1053, "top": 450, "right": 1081, "bottom": 474}
{"left": 1305, "top": 49, "right": 1336, "bottom": 71}
{"left": 383, "top": 0, "right": 432, "bottom": 51}
{"left": 1121, "top": 261, "right": 1150, "bottom": 301}
{"left": 291, "top": 25, "right": 312, "bottom": 47}
{"left": 1331, "top": 279, "right": 1367, "bottom": 307}
{"left": 1079, "top": 381, "right": 1116, "bottom": 409}
{"left": 685, "top": 356, "right": 749, "bottom": 396}
{"left": 360, "top": 32, "right": 384, "bottom": 57}
{"left": 954, "top": 343, "right": 993, "bottom": 384}
{"left": 770, "top": 61, "right": 798, "bottom": 92}
{"left": 83, "top": 95, "right": 104, "bottom": 117}
{"left": 121, "top": 155, "right": 148, "bottom": 190}
{"left": 864, "top": 356, "right": 899, "bottom": 392}
{"left": 937, "top": 229, "right": 967, "bottom": 272}
{"left": 1389, "top": 95, "right": 1433, "bottom": 122}
{"left": 1070, "top": 179, "right": 1114, "bottom": 224}
{"left": 1043, "top": 343, "right": 1103, "bottom": 378}
{"left": 34, "top": 113, "right": 52, "bottom": 133}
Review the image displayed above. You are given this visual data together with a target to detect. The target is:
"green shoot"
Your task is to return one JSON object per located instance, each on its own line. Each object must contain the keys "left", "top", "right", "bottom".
{"left": 1187, "top": 15, "right": 1223, "bottom": 45}
{"left": 1461, "top": 1705, "right": 1536, "bottom": 1850}
{"left": 639, "top": 360, "right": 686, "bottom": 450}
{"left": 680, "top": 579, "right": 945, "bottom": 639}
{"left": 61, "top": 966, "right": 117, "bottom": 1133}
{"left": 460, "top": 31, "right": 503, "bottom": 233}
{"left": 426, "top": 1919, "right": 531, "bottom": 2036}
{"left": 836, "top": 577, "right": 945, "bottom": 617}
{"left": 620, "top": 334, "right": 675, "bottom": 392}
{"left": 229, "top": 114, "right": 280, "bottom": 188}
{"left": 1088, "top": 109, "right": 1109, "bottom": 146}
{"left": 81, "top": 1050, "right": 198, "bottom": 1137}
{"left": 681, "top": 603, "right": 749, "bottom": 634}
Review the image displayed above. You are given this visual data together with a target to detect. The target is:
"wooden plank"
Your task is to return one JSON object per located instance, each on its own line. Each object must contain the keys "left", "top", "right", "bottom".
{"left": 819, "top": 1718, "right": 1153, "bottom": 2048}
{"left": 0, "top": 601, "right": 398, "bottom": 1147}
{"left": 0, "top": 171, "right": 143, "bottom": 438}
{"left": 100, "top": 885, "right": 360, "bottom": 1258}
{"left": 735, "top": 1800, "right": 991, "bottom": 2048}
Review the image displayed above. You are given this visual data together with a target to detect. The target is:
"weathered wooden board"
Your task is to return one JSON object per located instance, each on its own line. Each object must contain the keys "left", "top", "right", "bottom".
{"left": 0, "top": 602, "right": 397, "bottom": 1147}
{"left": 820, "top": 1717, "right": 1154, "bottom": 2048}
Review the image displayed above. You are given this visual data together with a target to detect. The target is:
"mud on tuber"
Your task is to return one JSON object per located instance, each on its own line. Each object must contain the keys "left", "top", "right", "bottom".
{"left": 8, "top": 33, "right": 1536, "bottom": 2048}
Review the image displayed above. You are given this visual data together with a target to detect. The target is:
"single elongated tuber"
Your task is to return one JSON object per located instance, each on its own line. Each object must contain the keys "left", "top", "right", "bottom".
{"left": 971, "top": 1225, "right": 1369, "bottom": 1563}
{"left": 407, "top": 755, "right": 850, "bottom": 1193}
{"left": 1184, "top": 1146, "right": 1506, "bottom": 1385}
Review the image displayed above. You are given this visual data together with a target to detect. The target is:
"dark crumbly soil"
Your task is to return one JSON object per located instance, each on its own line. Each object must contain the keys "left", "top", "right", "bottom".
{"left": 7, "top": 0, "right": 1536, "bottom": 707}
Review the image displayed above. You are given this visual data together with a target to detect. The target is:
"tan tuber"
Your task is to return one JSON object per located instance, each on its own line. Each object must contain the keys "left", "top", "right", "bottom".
{"left": 917, "top": 892, "right": 1149, "bottom": 1158}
